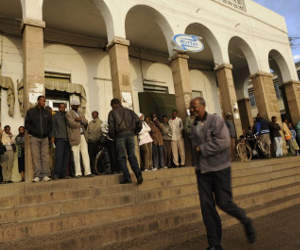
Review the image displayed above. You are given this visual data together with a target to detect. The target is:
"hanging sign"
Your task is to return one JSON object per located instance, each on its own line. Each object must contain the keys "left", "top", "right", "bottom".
{"left": 172, "top": 34, "right": 204, "bottom": 53}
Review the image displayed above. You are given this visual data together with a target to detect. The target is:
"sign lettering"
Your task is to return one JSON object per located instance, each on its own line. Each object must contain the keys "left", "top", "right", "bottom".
{"left": 216, "top": 0, "right": 246, "bottom": 11}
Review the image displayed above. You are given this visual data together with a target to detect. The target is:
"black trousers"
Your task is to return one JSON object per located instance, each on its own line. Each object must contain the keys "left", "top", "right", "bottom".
{"left": 54, "top": 139, "right": 70, "bottom": 178}
{"left": 88, "top": 142, "right": 99, "bottom": 174}
{"left": 196, "top": 167, "right": 250, "bottom": 247}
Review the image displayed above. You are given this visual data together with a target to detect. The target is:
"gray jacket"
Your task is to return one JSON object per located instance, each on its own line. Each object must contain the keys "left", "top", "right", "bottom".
{"left": 191, "top": 113, "right": 231, "bottom": 173}
{"left": 52, "top": 111, "right": 68, "bottom": 140}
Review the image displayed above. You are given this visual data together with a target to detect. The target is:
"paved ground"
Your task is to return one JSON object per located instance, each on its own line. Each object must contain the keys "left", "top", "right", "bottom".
{"left": 167, "top": 205, "right": 300, "bottom": 250}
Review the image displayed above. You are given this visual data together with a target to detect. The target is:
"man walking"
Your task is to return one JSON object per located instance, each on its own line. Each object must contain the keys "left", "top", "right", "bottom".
{"left": 52, "top": 103, "right": 70, "bottom": 179}
{"left": 169, "top": 110, "right": 185, "bottom": 167}
{"left": 87, "top": 111, "right": 102, "bottom": 174}
{"left": 25, "top": 95, "right": 52, "bottom": 182}
{"left": 190, "top": 97, "right": 256, "bottom": 250}
{"left": 108, "top": 98, "right": 143, "bottom": 184}
{"left": 66, "top": 99, "right": 93, "bottom": 177}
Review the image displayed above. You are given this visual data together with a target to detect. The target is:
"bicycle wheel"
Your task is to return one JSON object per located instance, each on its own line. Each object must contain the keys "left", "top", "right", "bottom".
{"left": 237, "top": 142, "right": 252, "bottom": 161}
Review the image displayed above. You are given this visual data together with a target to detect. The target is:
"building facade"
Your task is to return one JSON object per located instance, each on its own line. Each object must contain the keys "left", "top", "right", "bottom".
{"left": 0, "top": 0, "right": 299, "bottom": 137}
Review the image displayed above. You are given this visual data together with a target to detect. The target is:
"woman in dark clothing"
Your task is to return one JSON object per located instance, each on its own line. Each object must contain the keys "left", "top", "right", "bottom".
{"left": 15, "top": 126, "right": 25, "bottom": 181}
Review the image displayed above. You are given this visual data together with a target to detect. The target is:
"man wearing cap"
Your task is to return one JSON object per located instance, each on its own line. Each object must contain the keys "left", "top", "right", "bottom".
{"left": 66, "top": 99, "right": 93, "bottom": 177}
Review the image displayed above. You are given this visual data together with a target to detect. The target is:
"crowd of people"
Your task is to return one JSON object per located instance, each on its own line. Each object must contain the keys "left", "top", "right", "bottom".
{"left": 0, "top": 95, "right": 191, "bottom": 184}
{"left": 1, "top": 94, "right": 300, "bottom": 185}
{"left": 224, "top": 112, "right": 300, "bottom": 160}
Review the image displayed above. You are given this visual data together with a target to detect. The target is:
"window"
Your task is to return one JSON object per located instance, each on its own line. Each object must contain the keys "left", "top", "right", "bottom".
{"left": 248, "top": 88, "right": 256, "bottom": 107}
{"left": 143, "top": 79, "right": 169, "bottom": 94}
{"left": 45, "top": 71, "right": 71, "bottom": 111}
{"left": 192, "top": 90, "right": 203, "bottom": 99}
{"left": 273, "top": 78, "right": 282, "bottom": 100}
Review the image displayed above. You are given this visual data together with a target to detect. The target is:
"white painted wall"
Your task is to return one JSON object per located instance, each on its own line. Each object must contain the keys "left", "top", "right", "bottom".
{"left": 189, "top": 69, "right": 221, "bottom": 115}
{"left": 0, "top": 35, "right": 23, "bottom": 135}
{"left": 17, "top": 0, "right": 296, "bottom": 82}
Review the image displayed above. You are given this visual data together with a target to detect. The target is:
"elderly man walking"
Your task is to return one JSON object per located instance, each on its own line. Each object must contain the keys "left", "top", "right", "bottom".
{"left": 66, "top": 100, "right": 93, "bottom": 178}
{"left": 190, "top": 97, "right": 256, "bottom": 250}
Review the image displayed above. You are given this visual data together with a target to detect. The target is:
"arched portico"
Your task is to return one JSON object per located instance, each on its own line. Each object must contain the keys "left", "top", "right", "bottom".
{"left": 125, "top": 4, "right": 174, "bottom": 57}
{"left": 269, "top": 49, "right": 300, "bottom": 124}
{"left": 228, "top": 36, "right": 260, "bottom": 131}
{"left": 185, "top": 23, "right": 224, "bottom": 66}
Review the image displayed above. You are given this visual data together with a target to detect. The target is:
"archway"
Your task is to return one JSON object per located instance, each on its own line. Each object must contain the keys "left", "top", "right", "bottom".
{"left": 185, "top": 23, "right": 223, "bottom": 115}
{"left": 228, "top": 36, "right": 259, "bottom": 131}
{"left": 125, "top": 5, "right": 175, "bottom": 114}
{"left": 268, "top": 49, "right": 292, "bottom": 120}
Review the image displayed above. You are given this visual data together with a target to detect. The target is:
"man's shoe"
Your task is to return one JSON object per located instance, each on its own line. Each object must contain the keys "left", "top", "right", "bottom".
{"left": 120, "top": 179, "right": 132, "bottom": 184}
{"left": 42, "top": 176, "right": 51, "bottom": 182}
{"left": 33, "top": 177, "right": 40, "bottom": 183}
{"left": 85, "top": 174, "right": 95, "bottom": 177}
{"left": 244, "top": 219, "right": 256, "bottom": 243}
{"left": 137, "top": 175, "right": 143, "bottom": 185}
{"left": 206, "top": 246, "right": 223, "bottom": 250}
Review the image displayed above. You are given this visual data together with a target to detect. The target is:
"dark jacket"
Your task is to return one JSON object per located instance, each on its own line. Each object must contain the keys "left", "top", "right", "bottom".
{"left": 269, "top": 122, "right": 281, "bottom": 138}
{"left": 191, "top": 113, "right": 231, "bottom": 173}
{"left": 25, "top": 106, "right": 52, "bottom": 139}
{"left": 52, "top": 111, "right": 68, "bottom": 140}
{"left": 225, "top": 119, "right": 237, "bottom": 138}
{"left": 254, "top": 118, "right": 270, "bottom": 135}
{"left": 108, "top": 106, "right": 140, "bottom": 139}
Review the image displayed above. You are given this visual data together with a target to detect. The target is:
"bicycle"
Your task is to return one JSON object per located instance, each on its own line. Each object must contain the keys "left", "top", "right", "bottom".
{"left": 236, "top": 136, "right": 252, "bottom": 161}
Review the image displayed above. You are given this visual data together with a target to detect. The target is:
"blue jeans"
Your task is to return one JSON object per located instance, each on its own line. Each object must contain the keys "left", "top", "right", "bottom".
{"left": 152, "top": 144, "right": 164, "bottom": 169}
{"left": 115, "top": 136, "right": 141, "bottom": 182}
{"left": 54, "top": 139, "right": 70, "bottom": 178}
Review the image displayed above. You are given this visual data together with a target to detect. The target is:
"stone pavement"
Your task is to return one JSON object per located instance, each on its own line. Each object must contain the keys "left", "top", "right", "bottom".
{"left": 166, "top": 204, "right": 300, "bottom": 250}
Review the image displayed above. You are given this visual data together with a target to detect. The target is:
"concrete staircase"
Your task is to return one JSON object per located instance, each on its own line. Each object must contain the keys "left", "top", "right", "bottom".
{"left": 0, "top": 157, "right": 300, "bottom": 250}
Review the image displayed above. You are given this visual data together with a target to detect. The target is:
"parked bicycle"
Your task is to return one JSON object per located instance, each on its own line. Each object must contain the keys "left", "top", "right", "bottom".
{"left": 236, "top": 134, "right": 269, "bottom": 161}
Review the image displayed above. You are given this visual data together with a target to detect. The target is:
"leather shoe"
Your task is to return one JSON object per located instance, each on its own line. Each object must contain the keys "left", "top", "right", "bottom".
{"left": 120, "top": 179, "right": 132, "bottom": 184}
{"left": 244, "top": 219, "right": 256, "bottom": 243}
{"left": 137, "top": 175, "right": 143, "bottom": 185}
{"left": 206, "top": 246, "right": 223, "bottom": 250}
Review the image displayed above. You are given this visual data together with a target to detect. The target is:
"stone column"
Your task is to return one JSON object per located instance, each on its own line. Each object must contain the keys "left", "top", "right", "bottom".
{"left": 250, "top": 72, "right": 281, "bottom": 120}
{"left": 170, "top": 53, "right": 192, "bottom": 120}
{"left": 238, "top": 98, "right": 253, "bottom": 131}
{"left": 215, "top": 64, "right": 243, "bottom": 137}
{"left": 22, "top": 19, "right": 45, "bottom": 183}
{"left": 282, "top": 81, "right": 300, "bottom": 125}
{"left": 107, "top": 37, "right": 140, "bottom": 167}
{"left": 107, "top": 37, "right": 133, "bottom": 102}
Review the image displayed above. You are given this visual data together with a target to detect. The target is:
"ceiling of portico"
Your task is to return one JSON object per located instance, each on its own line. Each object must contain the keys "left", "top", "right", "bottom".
{"left": 43, "top": 0, "right": 107, "bottom": 40}
{"left": 125, "top": 6, "right": 169, "bottom": 55}
{"left": 229, "top": 45, "right": 249, "bottom": 70}
{"left": 185, "top": 24, "right": 217, "bottom": 68}
{"left": 0, "top": 0, "right": 22, "bottom": 20}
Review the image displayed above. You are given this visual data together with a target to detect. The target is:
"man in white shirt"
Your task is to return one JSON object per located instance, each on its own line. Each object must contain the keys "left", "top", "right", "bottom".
{"left": 169, "top": 110, "right": 185, "bottom": 167}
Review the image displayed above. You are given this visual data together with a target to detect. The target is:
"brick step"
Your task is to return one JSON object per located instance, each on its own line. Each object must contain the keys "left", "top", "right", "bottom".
{"left": 1, "top": 175, "right": 300, "bottom": 244}
{"left": 2, "top": 165, "right": 300, "bottom": 225}
{"left": 4, "top": 190, "right": 300, "bottom": 250}
{"left": 231, "top": 156, "right": 300, "bottom": 170}
{"left": 1, "top": 159, "right": 299, "bottom": 210}
{"left": 1, "top": 164, "right": 300, "bottom": 224}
